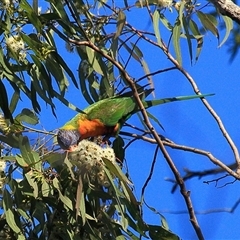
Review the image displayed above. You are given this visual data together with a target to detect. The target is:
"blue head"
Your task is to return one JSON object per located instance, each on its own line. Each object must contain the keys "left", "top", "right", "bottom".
{"left": 57, "top": 129, "right": 81, "bottom": 150}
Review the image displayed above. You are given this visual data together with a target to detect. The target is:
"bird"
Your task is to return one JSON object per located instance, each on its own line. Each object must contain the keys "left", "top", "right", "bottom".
{"left": 57, "top": 93, "right": 212, "bottom": 151}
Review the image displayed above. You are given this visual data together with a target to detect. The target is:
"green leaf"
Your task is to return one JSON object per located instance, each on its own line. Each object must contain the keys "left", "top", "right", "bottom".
{"left": 15, "top": 155, "right": 29, "bottom": 167}
{"left": 18, "top": 135, "right": 36, "bottom": 165}
{"left": 16, "top": 108, "right": 39, "bottom": 125}
{"left": 31, "top": 54, "right": 55, "bottom": 98}
{"left": 25, "top": 171, "right": 39, "bottom": 198}
{"left": 118, "top": 39, "right": 141, "bottom": 63}
{"left": 114, "top": 10, "right": 126, "bottom": 39}
{"left": 219, "top": 15, "right": 233, "bottom": 48}
{"left": 141, "top": 59, "right": 154, "bottom": 96}
{"left": 20, "top": 0, "right": 43, "bottom": 32}
{"left": 50, "top": 0, "right": 71, "bottom": 23}
{"left": 32, "top": 201, "right": 46, "bottom": 226}
{"left": 153, "top": 10, "right": 162, "bottom": 47}
{"left": 51, "top": 52, "right": 79, "bottom": 88}
{"left": 78, "top": 61, "right": 95, "bottom": 105}
{"left": 45, "top": 55, "right": 69, "bottom": 94}
{"left": 17, "top": 208, "right": 31, "bottom": 222}
{"left": 135, "top": 0, "right": 161, "bottom": 7}
{"left": 182, "top": 16, "right": 193, "bottom": 63}
{"left": 29, "top": 62, "right": 55, "bottom": 108}
{"left": 147, "top": 110, "right": 164, "bottom": 130}
{"left": 178, "top": 0, "right": 185, "bottom": 29}
{"left": 130, "top": 42, "right": 144, "bottom": 59}
{"left": 9, "top": 90, "right": 20, "bottom": 114}
{"left": 3, "top": 189, "right": 25, "bottom": 237}
{"left": 159, "top": 13, "right": 173, "bottom": 31}
{"left": 53, "top": 90, "right": 83, "bottom": 113}
{"left": 148, "top": 225, "right": 180, "bottom": 240}
{"left": 103, "top": 159, "right": 137, "bottom": 206}
{"left": 100, "top": 75, "right": 114, "bottom": 99}
{"left": 30, "top": 83, "right": 41, "bottom": 113}
{"left": 76, "top": 177, "right": 86, "bottom": 224}
{"left": 52, "top": 177, "right": 73, "bottom": 210}
{"left": 189, "top": 19, "right": 203, "bottom": 61}
{"left": 44, "top": 152, "right": 65, "bottom": 167}
{"left": 197, "top": 11, "right": 219, "bottom": 40}
{"left": 112, "top": 137, "right": 125, "bottom": 164}
{"left": 172, "top": 20, "right": 182, "bottom": 65}
{"left": 42, "top": 180, "right": 52, "bottom": 197}
{"left": 86, "top": 46, "right": 104, "bottom": 76}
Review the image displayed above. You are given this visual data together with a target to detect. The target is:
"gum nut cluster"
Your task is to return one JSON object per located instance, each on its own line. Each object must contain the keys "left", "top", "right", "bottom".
{"left": 0, "top": 160, "right": 6, "bottom": 195}
{"left": 0, "top": 114, "right": 8, "bottom": 134}
{"left": 68, "top": 140, "right": 116, "bottom": 187}
{"left": 0, "top": 0, "right": 10, "bottom": 9}
{"left": 158, "top": 0, "right": 173, "bottom": 8}
{"left": 6, "top": 35, "right": 26, "bottom": 60}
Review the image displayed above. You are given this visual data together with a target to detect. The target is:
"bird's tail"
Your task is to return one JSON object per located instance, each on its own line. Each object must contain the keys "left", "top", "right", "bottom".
{"left": 143, "top": 93, "right": 214, "bottom": 108}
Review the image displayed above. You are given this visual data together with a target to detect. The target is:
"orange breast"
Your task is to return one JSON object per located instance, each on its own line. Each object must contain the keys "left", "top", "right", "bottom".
{"left": 78, "top": 119, "right": 117, "bottom": 140}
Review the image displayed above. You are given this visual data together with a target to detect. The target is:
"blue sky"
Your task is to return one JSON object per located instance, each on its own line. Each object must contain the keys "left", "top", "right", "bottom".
{"left": 8, "top": 1, "right": 240, "bottom": 239}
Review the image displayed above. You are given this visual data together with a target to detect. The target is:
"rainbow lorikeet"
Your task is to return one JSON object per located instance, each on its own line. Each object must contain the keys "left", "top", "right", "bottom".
{"left": 57, "top": 93, "right": 212, "bottom": 151}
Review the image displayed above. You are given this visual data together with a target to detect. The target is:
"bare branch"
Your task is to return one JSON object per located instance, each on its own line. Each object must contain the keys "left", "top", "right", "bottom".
{"left": 120, "top": 131, "right": 240, "bottom": 179}
{"left": 212, "top": 0, "right": 240, "bottom": 25}
{"left": 141, "top": 145, "right": 159, "bottom": 204}
{"left": 160, "top": 198, "right": 240, "bottom": 214}
{"left": 125, "top": 22, "right": 240, "bottom": 173}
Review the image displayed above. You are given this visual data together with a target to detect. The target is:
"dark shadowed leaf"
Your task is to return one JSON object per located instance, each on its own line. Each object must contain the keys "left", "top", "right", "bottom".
{"left": 148, "top": 225, "right": 180, "bottom": 240}
{"left": 3, "top": 189, "right": 25, "bottom": 238}
{"left": 18, "top": 135, "right": 36, "bottom": 165}
{"left": 189, "top": 19, "right": 203, "bottom": 61}
{"left": 197, "top": 11, "right": 219, "bottom": 41}
{"left": 9, "top": 90, "right": 20, "bottom": 114}
{"left": 16, "top": 108, "right": 39, "bottom": 125}
{"left": 20, "top": 0, "right": 43, "bottom": 33}
{"left": 0, "top": 81, "right": 13, "bottom": 122}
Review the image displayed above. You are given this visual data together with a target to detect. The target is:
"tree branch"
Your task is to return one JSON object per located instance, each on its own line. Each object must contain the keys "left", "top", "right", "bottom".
{"left": 67, "top": 37, "right": 205, "bottom": 240}
{"left": 212, "top": 0, "right": 240, "bottom": 25}
{"left": 125, "top": 22, "right": 240, "bottom": 173}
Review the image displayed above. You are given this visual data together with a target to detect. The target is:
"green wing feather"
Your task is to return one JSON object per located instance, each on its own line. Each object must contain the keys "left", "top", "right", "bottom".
{"left": 85, "top": 97, "right": 136, "bottom": 126}
{"left": 61, "top": 93, "right": 214, "bottom": 129}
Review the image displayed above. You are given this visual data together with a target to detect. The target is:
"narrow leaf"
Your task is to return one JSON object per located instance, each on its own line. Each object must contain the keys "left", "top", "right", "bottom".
{"left": 197, "top": 11, "right": 219, "bottom": 40}
{"left": 3, "top": 190, "right": 24, "bottom": 236}
{"left": 141, "top": 59, "right": 155, "bottom": 97}
{"left": 86, "top": 46, "right": 104, "bottom": 76}
{"left": 153, "top": 10, "right": 162, "bottom": 47}
{"left": 18, "top": 135, "right": 35, "bottom": 165}
{"left": 182, "top": 15, "right": 193, "bottom": 63}
{"left": 173, "top": 20, "right": 182, "bottom": 65}
{"left": 219, "top": 15, "right": 233, "bottom": 47}
{"left": 114, "top": 10, "right": 126, "bottom": 39}
{"left": 189, "top": 19, "right": 203, "bottom": 61}
{"left": 0, "top": 80, "right": 13, "bottom": 122}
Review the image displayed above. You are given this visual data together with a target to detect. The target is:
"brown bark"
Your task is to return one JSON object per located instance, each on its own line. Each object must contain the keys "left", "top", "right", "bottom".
{"left": 212, "top": 0, "right": 240, "bottom": 24}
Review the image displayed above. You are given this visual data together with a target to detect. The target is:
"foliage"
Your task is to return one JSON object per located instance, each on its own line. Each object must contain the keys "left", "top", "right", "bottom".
{"left": 0, "top": 0, "right": 238, "bottom": 239}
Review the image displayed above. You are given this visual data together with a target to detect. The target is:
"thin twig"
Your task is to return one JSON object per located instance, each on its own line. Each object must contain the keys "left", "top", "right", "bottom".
{"left": 125, "top": 22, "right": 240, "bottom": 172}
{"left": 141, "top": 145, "right": 159, "bottom": 205}
{"left": 161, "top": 197, "right": 240, "bottom": 214}
{"left": 67, "top": 36, "right": 204, "bottom": 240}
{"left": 120, "top": 130, "right": 240, "bottom": 179}
{"left": 136, "top": 67, "right": 177, "bottom": 83}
